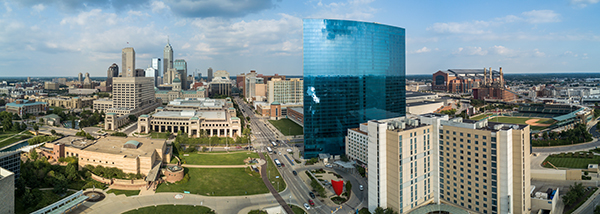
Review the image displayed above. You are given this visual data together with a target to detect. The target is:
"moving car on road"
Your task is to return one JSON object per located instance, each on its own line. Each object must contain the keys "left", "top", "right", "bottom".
{"left": 308, "top": 199, "right": 314, "bottom": 206}
{"left": 309, "top": 192, "right": 316, "bottom": 199}
{"left": 359, "top": 185, "right": 364, "bottom": 191}
{"left": 303, "top": 203, "right": 311, "bottom": 210}
{"left": 292, "top": 171, "right": 297, "bottom": 176}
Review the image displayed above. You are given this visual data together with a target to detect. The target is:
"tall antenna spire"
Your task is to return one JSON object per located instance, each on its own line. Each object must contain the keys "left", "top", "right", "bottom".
{"left": 167, "top": 35, "right": 170, "bottom": 45}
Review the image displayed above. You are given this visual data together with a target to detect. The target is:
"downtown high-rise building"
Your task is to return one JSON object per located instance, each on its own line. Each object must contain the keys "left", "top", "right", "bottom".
{"left": 174, "top": 59, "right": 187, "bottom": 90}
{"left": 106, "top": 63, "right": 119, "bottom": 87}
{"left": 122, "top": 47, "right": 136, "bottom": 77}
{"left": 303, "top": 19, "right": 406, "bottom": 157}
{"left": 207, "top": 67, "right": 213, "bottom": 82}
{"left": 148, "top": 58, "right": 161, "bottom": 87}
{"left": 163, "top": 41, "right": 173, "bottom": 78}
{"left": 78, "top": 72, "right": 83, "bottom": 82}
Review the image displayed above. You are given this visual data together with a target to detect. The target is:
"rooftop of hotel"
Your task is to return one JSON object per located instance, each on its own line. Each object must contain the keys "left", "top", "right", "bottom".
{"left": 53, "top": 136, "right": 165, "bottom": 158}
{"left": 152, "top": 110, "right": 227, "bottom": 120}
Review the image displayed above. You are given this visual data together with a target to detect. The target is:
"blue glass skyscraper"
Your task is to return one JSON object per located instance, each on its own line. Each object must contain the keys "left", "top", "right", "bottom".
{"left": 303, "top": 19, "right": 406, "bottom": 158}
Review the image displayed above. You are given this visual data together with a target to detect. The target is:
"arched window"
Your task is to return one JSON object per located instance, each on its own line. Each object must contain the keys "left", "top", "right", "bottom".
{"left": 435, "top": 75, "right": 446, "bottom": 86}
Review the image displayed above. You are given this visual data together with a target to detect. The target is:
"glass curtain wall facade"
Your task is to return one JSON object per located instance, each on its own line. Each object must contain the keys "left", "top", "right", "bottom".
{"left": 303, "top": 19, "right": 406, "bottom": 158}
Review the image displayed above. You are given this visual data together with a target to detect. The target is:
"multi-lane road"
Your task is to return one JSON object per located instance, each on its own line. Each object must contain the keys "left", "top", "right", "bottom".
{"left": 235, "top": 97, "right": 367, "bottom": 213}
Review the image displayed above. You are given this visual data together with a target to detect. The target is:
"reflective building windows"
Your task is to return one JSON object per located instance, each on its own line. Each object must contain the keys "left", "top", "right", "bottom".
{"left": 303, "top": 19, "right": 406, "bottom": 158}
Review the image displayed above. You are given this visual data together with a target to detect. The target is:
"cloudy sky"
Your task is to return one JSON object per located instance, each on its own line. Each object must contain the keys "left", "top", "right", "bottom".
{"left": 0, "top": 0, "right": 598, "bottom": 77}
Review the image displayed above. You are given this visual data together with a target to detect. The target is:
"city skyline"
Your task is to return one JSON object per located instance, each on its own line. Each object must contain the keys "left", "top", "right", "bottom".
{"left": 0, "top": 0, "right": 598, "bottom": 77}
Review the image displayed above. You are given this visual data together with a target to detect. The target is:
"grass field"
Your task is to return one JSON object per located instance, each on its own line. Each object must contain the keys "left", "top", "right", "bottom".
{"left": 290, "top": 205, "right": 306, "bottom": 214}
{"left": 122, "top": 205, "right": 214, "bottom": 214}
{"left": 150, "top": 132, "right": 170, "bottom": 139}
{"left": 106, "top": 189, "right": 140, "bottom": 196}
{"left": 268, "top": 119, "right": 303, "bottom": 136}
{"left": 488, "top": 116, "right": 555, "bottom": 131}
{"left": 156, "top": 168, "right": 268, "bottom": 196}
{"left": 0, "top": 130, "right": 21, "bottom": 141}
{"left": 543, "top": 155, "right": 600, "bottom": 169}
{"left": 471, "top": 113, "right": 493, "bottom": 120}
{"left": 264, "top": 153, "right": 286, "bottom": 192}
{"left": 0, "top": 135, "right": 30, "bottom": 149}
{"left": 180, "top": 151, "right": 259, "bottom": 165}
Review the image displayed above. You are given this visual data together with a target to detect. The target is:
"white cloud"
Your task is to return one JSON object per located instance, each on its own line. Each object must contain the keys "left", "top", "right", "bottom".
{"left": 571, "top": 0, "right": 599, "bottom": 8}
{"left": 32, "top": 3, "right": 45, "bottom": 13}
{"left": 165, "top": 0, "right": 275, "bottom": 18}
{"left": 150, "top": 0, "right": 170, "bottom": 13}
{"left": 60, "top": 9, "right": 118, "bottom": 26}
{"left": 127, "top": 10, "right": 149, "bottom": 17}
{"left": 428, "top": 21, "right": 490, "bottom": 34}
{"left": 428, "top": 10, "right": 560, "bottom": 35}
{"left": 309, "top": 0, "right": 377, "bottom": 20}
{"left": 4, "top": 2, "right": 12, "bottom": 13}
{"left": 454, "top": 47, "right": 488, "bottom": 56}
{"left": 411, "top": 47, "right": 431, "bottom": 54}
{"left": 521, "top": 10, "right": 560, "bottom": 23}
{"left": 453, "top": 46, "right": 547, "bottom": 58}
{"left": 187, "top": 13, "right": 302, "bottom": 57}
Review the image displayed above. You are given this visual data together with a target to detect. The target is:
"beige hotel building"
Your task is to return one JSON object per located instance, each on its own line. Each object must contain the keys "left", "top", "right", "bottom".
{"left": 353, "top": 114, "right": 531, "bottom": 214}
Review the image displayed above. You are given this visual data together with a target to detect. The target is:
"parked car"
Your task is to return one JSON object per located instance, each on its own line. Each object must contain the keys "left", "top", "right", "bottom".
{"left": 309, "top": 192, "right": 316, "bottom": 199}
{"left": 325, "top": 164, "right": 332, "bottom": 168}
{"left": 303, "top": 203, "right": 311, "bottom": 210}
{"left": 292, "top": 171, "right": 298, "bottom": 176}
{"left": 359, "top": 185, "right": 364, "bottom": 191}
{"left": 308, "top": 199, "right": 314, "bottom": 206}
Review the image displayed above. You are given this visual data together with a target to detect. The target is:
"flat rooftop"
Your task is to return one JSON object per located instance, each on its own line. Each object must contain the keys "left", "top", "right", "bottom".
{"left": 57, "top": 136, "right": 165, "bottom": 158}
{"left": 153, "top": 110, "right": 227, "bottom": 120}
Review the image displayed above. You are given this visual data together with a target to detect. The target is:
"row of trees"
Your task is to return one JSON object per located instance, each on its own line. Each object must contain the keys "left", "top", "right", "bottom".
{"left": 78, "top": 110, "right": 104, "bottom": 128}
{"left": 1, "top": 111, "right": 27, "bottom": 132}
{"left": 563, "top": 182, "right": 586, "bottom": 207}
{"left": 532, "top": 123, "right": 592, "bottom": 146}
{"left": 83, "top": 165, "right": 144, "bottom": 180}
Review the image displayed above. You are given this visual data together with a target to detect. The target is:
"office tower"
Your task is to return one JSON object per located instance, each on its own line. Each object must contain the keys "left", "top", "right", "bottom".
{"left": 107, "top": 63, "right": 119, "bottom": 87}
{"left": 359, "top": 115, "right": 531, "bottom": 214}
{"left": 112, "top": 77, "right": 155, "bottom": 110}
{"left": 27, "top": 77, "right": 31, "bottom": 82}
{"left": 78, "top": 72, "right": 83, "bottom": 82}
{"left": 122, "top": 47, "right": 136, "bottom": 77}
{"left": 303, "top": 19, "right": 406, "bottom": 157}
{"left": 135, "top": 69, "right": 145, "bottom": 77}
{"left": 209, "top": 70, "right": 231, "bottom": 97}
{"left": 152, "top": 58, "right": 161, "bottom": 75}
{"left": 244, "top": 70, "right": 257, "bottom": 99}
{"left": 146, "top": 67, "right": 158, "bottom": 87}
{"left": 0, "top": 151, "right": 20, "bottom": 179}
{"left": 174, "top": 59, "right": 187, "bottom": 89}
{"left": 207, "top": 67, "right": 213, "bottom": 82}
{"left": 0, "top": 167, "right": 14, "bottom": 214}
{"left": 163, "top": 41, "right": 173, "bottom": 78}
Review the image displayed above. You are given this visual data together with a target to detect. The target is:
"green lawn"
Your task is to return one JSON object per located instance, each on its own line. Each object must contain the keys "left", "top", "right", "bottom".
{"left": 489, "top": 116, "right": 555, "bottom": 130}
{"left": 156, "top": 168, "right": 268, "bottom": 196}
{"left": 264, "top": 153, "right": 286, "bottom": 192}
{"left": 180, "top": 151, "right": 259, "bottom": 165}
{"left": 122, "top": 205, "right": 214, "bottom": 214}
{"left": 471, "top": 113, "right": 493, "bottom": 120}
{"left": 106, "top": 189, "right": 140, "bottom": 196}
{"left": 543, "top": 155, "right": 600, "bottom": 169}
{"left": 290, "top": 205, "right": 306, "bottom": 214}
{"left": 15, "top": 190, "right": 74, "bottom": 214}
{"left": 0, "top": 135, "right": 30, "bottom": 149}
{"left": 268, "top": 119, "right": 303, "bottom": 136}
{"left": 150, "top": 132, "right": 170, "bottom": 139}
{"left": 0, "top": 130, "right": 21, "bottom": 140}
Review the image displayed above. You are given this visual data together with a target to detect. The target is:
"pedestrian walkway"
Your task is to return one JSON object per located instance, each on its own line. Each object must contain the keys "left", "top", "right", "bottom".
{"left": 181, "top": 164, "right": 248, "bottom": 168}
{"left": 258, "top": 152, "right": 293, "bottom": 214}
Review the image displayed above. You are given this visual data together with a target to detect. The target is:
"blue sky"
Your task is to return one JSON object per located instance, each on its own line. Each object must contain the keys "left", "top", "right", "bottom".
{"left": 0, "top": 0, "right": 598, "bottom": 77}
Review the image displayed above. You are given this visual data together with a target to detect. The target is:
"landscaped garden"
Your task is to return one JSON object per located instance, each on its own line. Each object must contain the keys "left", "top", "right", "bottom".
{"left": 156, "top": 167, "right": 268, "bottom": 196}
{"left": 532, "top": 124, "right": 592, "bottom": 147}
{"left": 122, "top": 205, "right": 215, "bottom": 214}
{"left": 264, "top": 153, "right": 286, "bottom": 191}
{"left": 290, "top": 205, "right": 306, "bottom": 214}
{"left": 106, "top": 189, "right": 140, "bottom": 196}
{"left": 179, "top": 151, "right": 259, "bottom": 165}
{"left": 543, "top": 152, "right": 600, "bottom": 169}
{"left": 150, "top": 132, "right": 170, "bottom": 139}
{"left": 268, "top": 119, "right": 303, "bottom": 136}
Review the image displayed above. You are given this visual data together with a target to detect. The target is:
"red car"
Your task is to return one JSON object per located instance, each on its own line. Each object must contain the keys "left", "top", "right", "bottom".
{"left": 308, "top": 199, "right": 314, "bottom": 206}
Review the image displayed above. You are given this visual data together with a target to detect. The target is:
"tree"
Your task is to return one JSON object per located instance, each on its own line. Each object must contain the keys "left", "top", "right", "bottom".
{"left": 374, "top": 207, "right": 385, "bottom": 214}
{"left": 594, "top": 205, "right": 600, "bottom": 214}
{"left": 128, "top": 115, "right": 137, "bottom": 122}
{"left": 33, "top": 124, "right": 39, "bottom": 132}
{"left": 65, "top": 164, "right": 79, "bottom": 181}
{"left": 51, "top": 129, "right": 57, "bottom": 135}
{"left": 30, "top": 149, "right": 38, "bottom": 160}
{"left": 345, "top": 180, "right": 352, "bottom": 198}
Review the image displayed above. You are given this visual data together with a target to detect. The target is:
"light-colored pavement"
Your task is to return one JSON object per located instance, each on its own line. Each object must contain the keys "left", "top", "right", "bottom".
{"left": 75, "top": 191, "right": 280, "bottom": 214}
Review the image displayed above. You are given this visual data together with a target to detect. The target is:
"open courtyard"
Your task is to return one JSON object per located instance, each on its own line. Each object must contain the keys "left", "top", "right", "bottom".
{"left": 156, "top": 168, "right": 268, "bottom": 196}
{"left": 180, "top": 151, "right": 259, "bottom": 165}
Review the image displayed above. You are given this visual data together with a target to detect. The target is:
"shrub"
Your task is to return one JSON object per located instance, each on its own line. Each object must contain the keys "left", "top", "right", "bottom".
{"left": 110, "top": 132, "right": 127, "bottom": 137}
